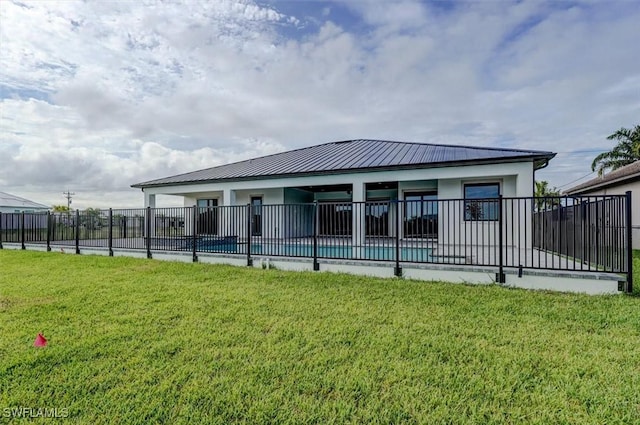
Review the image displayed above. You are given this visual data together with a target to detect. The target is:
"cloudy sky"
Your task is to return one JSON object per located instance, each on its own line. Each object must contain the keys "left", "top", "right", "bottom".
{"left": 1, "top": 0, "right": 638, "bottom": 208}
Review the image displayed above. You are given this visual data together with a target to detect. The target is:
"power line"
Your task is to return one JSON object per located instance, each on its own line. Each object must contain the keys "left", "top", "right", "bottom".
{"left": 557, "top": 171, "right": 596, "bottom": 189}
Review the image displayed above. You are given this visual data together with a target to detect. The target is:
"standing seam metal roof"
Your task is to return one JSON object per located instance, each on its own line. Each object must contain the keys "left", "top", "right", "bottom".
{"left": 132, "top": 139, "right": 556, "bottom": 188}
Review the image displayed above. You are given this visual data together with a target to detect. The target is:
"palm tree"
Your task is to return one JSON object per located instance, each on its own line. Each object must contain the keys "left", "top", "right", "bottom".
{"left": 534, "top": 180, "right": 560, "bottom": 211}
{"left": 591, "top": 125, "right": 640, "bottom": 176}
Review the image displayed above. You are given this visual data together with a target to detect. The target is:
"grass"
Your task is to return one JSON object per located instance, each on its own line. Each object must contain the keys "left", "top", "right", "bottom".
{"left": 1, "top": 251, "right": 639, "bottom": 424}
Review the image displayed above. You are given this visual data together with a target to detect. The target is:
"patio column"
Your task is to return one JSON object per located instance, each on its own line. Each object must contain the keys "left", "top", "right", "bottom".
{"left": 352, "top": 182, "right": 366, "bottom": 259}
{"left": 143, "top": 192, "right": 156, "bottom": 237}
{"left": 144, "top": 192, "right": 156, "bottom": 208}
{"left": 222, "top": 189, "right": 237, "bottom": 237}
{"left": 517, "top": 171, "right": 534, "bottom": 254}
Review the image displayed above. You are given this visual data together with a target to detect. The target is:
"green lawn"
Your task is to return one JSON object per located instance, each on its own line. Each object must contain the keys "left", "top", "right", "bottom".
{"left": 1, "top": 251, "right": 639, "bottom": 424}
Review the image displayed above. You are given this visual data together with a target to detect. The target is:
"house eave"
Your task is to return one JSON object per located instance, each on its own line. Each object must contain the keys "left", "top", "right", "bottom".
{"left": 132, "top": 154, "right": 555, "bottom": 190}
{"left": 565, "top": 173, "right": 640, "bottom": 195}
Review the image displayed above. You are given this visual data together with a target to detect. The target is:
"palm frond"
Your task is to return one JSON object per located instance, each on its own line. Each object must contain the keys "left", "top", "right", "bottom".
{"left": 592, "top": 125, "right": 640, "bottom": 175}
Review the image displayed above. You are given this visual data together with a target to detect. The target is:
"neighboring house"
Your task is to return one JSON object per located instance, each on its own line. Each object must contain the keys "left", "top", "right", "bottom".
{"left": 0, "top": 191, "right": 49, "bottom": 213}
{"left": 565, "top": 160, "right": 640, "bottom": 249}
{"left": 132, "top": 139, "right": 555, "bottom": 244}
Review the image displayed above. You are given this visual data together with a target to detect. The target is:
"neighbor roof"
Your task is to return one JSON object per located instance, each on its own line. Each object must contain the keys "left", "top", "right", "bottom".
{"left": 0, "top": 191, "right": 49, "bottom": 209}
{"left": 133, "top": 139, "right": 556, "bottom": 188}
{"left": 565, "top": 160, "right": 640, "bottom": 195}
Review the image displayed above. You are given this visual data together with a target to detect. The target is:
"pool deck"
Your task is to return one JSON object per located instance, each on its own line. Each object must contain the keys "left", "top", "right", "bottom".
{"left": 12, "top": 235, "right": 623, "bottom": 274}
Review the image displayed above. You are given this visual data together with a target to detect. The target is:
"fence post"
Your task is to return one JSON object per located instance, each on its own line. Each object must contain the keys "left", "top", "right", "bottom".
{"left": 146, "top": 206, "right": 152, "bottom": 259}
{"left": 626, "top": 191, "right": 633, "bottom": 293}
{"left": 313, "top": 201, "right": 319, "bottom": 271}
{"left": 496, "top": 195, "right": 505, "bottom": 283}
{"left": 46, "top": 211, "right": 51, "bottom": 252}
{"left": 192, "top": 206, "right": 198, "bottom": 263}
{"left": 394, "top": 200, "right": 402, "bottom": 277}
{"left": 20, "top": 211, "right": 25, "bottom": 250}
{"left": 75, "top": 209, "right": 80, "bottom": 254}
{"left": 0, "top": 212, "right": 3, "bottom": 249}
{"left": 246, "top": 203, "right": 253, "bottom": 267}
{"left": 108, "top": 209, "right": 113, "bottom": 257}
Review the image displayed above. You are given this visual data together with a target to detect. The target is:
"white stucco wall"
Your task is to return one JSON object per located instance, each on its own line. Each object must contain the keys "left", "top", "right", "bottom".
{"left": 435, "top": 171, "right": 532, "bottom": 251}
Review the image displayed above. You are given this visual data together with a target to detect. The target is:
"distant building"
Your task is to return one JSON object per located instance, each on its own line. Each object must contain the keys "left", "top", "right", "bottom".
{"left": 0, "top": 191, "right": 49, "bottom": 213}
{"left": 565, "top": 161, "right": 639, "bottom": 249}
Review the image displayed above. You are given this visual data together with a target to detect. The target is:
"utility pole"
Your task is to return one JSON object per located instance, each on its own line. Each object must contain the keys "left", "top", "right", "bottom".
{"left": 63, "top": 190, "right": 75, "bottom": 210}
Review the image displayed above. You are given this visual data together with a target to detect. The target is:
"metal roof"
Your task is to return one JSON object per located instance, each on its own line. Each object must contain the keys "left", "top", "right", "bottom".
{"left": 0, "top": 191, "right": 49, "bottom": 209}
{"left": 132, "top": 139, "right": 556, "bottom": 188}
{"left": 565, "top": 160, "right": 640, "bottom": 195}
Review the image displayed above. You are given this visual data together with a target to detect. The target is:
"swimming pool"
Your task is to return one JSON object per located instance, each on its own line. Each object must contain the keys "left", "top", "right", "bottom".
{"left": 191, "top": 237, "right": 434, "bottom": 262}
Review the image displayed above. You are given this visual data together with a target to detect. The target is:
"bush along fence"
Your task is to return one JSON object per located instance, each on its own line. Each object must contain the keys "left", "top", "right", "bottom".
{"left": 0, "top": 194, "right": 633, "bottom": 292}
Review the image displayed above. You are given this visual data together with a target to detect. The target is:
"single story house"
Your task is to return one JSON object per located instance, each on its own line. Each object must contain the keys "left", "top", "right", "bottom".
{"left": 0, "top": 191, "right": 49, "bottom": 213}
{"left": 4, "top": 140, "right": 632, "bottom": 294}
{"left": 132, "top": 139, "right": 555, "bottom": 247}
{"left": 565, "top": 160, "right": 639, "bottom": 249}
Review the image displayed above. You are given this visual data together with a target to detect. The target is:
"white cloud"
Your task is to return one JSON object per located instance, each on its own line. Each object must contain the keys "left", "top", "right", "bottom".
{"left": 0, "top": 0, "right": 638, "bottom": 207}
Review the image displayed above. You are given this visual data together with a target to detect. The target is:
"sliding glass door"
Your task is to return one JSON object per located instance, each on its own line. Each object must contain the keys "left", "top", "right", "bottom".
{"left": 197, "top": 199, "right": 218, "bottom": 235}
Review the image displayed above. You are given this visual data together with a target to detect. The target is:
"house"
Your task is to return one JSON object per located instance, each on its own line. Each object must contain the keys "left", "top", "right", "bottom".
{"left": 0, "top": 191, "right": 49, "bottom": 232}
{"left": 3, "top": 140, "right": 632, "bottom": 294}
{"left": 132, "top": 139, "right": 555, "bottom": 246}
{"left": 565, "top": 160, "right": 639, "bottom": 249}
{"left": 133, "top": 139, "right": 555, "bottom": 206}
{"left": 0, "top": 191, "right": 49, "bottom": 213}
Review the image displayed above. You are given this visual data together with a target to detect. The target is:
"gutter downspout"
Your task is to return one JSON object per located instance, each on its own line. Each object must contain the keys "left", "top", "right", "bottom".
{"left": 533, "top": 158, "right": 551, "bottom": 195}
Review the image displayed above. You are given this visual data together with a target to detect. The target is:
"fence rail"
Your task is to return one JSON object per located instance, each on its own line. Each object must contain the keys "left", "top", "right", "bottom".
{"left": 0, "top": 194, "right": 632, "bottom": 292}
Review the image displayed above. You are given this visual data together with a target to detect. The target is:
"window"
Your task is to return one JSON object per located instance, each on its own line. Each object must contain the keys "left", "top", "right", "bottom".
{"left": 464, "top": 183, "right": 500, "bottom": 221}
{"left": 197, "top": 199, "right": 218, "bottom": 208}
{"left": 404, "top": 192, "right": 437, "bottom": 238}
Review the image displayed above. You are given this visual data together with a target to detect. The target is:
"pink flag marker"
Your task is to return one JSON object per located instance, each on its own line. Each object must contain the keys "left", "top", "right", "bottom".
{"left": 34, "top": 333, "right": 47, "bottom": 347}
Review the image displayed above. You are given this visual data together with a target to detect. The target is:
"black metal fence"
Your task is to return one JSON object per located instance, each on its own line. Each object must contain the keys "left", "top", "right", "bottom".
{"left": 0, "top": 194, "right": 632, "bottom": 292}
{"left": 533, "top": 196, "right": 628, "bottom": 273}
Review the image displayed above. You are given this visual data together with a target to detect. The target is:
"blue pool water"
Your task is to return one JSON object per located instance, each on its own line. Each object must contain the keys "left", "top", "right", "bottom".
{"left": 194, "top": 236, "right": 238, "bottom": 252}
{"left": 193, "top": 238, "right": 433, "bottom": 262}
